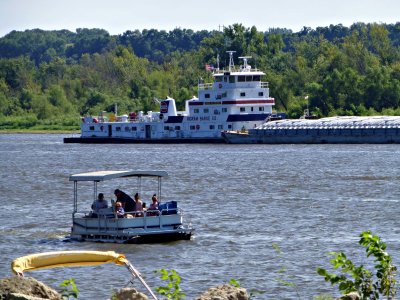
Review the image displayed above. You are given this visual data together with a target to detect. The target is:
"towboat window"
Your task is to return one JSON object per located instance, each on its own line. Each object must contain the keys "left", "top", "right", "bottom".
{"left": 132, "top": 126, "right": 137, "bottom": 131}
{"left": 218, "top": 125, "right": 223, "bottom": 129}
{"left": 209, "top": 125, "right": 215, "bottom": 129}
{"left": 175, "top": 126, "right": 181, "bottom": 130}
{"left": 251, "top": 107, "right": 254, "bottom": 112}
{"left": 214, "top": 109, "right": 219, "bottom": 115}
{"left": 228, "top": 124, "right": 232, "bottom": 129}
{"left": 222, "top": 92, "right": 227, "bottom": 98}
{"left": 204, "top": 108, "right": 209, "bottom": 113}
{"left": 222, "top": 108, "right": 227, "bottom": 113}
{"left": 229, "top": 76, "right": 235, "bottom": 83}
{"left": 259, "top": 107, "right": 264, "bottom": 111}
{"left": 205, "top": 93, "right": 210, "bottom": 98}
{"left": 253, "top": 75, "right": 261, "bottom": 81}
{"left": 240, "top": 92, "right": 246, "bottom": 97}
{"left": 224, "top": 76, "right": 228, "bottom": 82}
{"left": 164, "top": 126, "right": 169, "bottom": 130}
{"left": 194, "top": 109, "right": 199, "bottom": 113}
{"left": 238, "top": 76, "right": 245, "bottom": 82}
{"left": 190, "top": 125, "right": 196, "bottom": 130}
{"left": 258, "top": 92, "right": 264, "bottom": 96}
{"left": 240, "top": 107, "right": 246, "bottom": 112}
{"left": 216, "top": 95, "right": 222, "bottom": 100}
{"left": 215, "top": 76, "right": 223, "bottom": 82}
{"left": 125, "top": 126, "right": 130, "bottom": 132}
{"left": 89, "top": 126, "right": 95, "bottom": 131}
{"left": 245, "top": 76, "right": 253, "bottom": 82}
{"left": 116, "top": 127, "right": 121, "bottom": 132}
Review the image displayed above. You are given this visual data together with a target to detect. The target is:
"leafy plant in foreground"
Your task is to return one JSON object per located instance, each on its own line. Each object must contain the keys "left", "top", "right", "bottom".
{"left": 58, "top": 278, "right": 79, "bottom": 299}
{"left": 317, "top": 231, "right": 397, "bottom": 299}
{"left": 272, "top": 243, "right": 301, "bottom": 299}
{"left": 229, "top": 278, "right": 264, "bottom": 299}
{"left": 155, "top": 269, "right": 185, "bottom": 300}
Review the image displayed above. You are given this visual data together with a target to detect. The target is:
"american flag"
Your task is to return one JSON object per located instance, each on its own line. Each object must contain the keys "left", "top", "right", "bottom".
{"left": 205, "top": 64, "right": 214, "bottom": 71}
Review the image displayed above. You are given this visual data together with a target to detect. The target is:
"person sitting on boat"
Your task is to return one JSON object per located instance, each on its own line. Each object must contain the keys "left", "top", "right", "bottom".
{"left": 114, "top": 189, "right": 135, "bottom": 214}
{"left": 134, "top": 193, "right": 144, "bottom": 217}
{"left": 115, "top": 202, "right": 125, "bottom": 218}
{"left": 91, "top": 193, "right": 108, "bottom": 217}
{"left": 147, "top": 194, "right": 159, "bottom": 216}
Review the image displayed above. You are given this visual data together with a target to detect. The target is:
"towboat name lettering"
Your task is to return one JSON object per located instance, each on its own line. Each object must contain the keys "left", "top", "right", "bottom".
{"left": 187, "top": 116, "right": 210, "bottom": 121}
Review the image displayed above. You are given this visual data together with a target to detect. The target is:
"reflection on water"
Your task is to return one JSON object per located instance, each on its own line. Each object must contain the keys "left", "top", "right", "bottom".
{"left": 1, "top": 134, "right": 400, "bottom": 299}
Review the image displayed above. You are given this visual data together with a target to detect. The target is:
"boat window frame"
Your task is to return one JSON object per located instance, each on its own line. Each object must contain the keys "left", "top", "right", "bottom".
{"left": 214, "top": 76, "right": 223, "bottom": 82}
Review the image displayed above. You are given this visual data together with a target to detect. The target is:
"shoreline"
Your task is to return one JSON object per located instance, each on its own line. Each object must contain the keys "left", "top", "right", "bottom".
{"left": 0, "top": 130, "right": 79, "bottom": 134}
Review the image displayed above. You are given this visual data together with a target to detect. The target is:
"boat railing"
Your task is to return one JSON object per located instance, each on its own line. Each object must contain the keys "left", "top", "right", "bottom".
{"left": 73, "top": 207, "right": 182, "bottom": 231}
{"left": 198, "top": 83, "right": 213, "bottom": 90}
{"left": 198, "top": 81, "right": 269, "bottom": 90}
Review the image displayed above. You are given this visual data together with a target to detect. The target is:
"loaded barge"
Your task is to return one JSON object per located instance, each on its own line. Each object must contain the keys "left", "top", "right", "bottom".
{"left": 222, "top": 116, "right": 400, "bottom": 144}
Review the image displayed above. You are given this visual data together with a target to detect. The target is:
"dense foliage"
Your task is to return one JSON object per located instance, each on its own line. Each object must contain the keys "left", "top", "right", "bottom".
{"left": 317, "top": 231, "right": 397, "bottom": 299}
{"left": 0, "top": 22, "right": 400, "bottom": 130}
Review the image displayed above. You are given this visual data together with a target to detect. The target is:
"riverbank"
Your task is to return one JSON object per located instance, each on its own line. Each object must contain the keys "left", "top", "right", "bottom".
{"left": 0, "top": 276, "right": 250, "bottom": 300}
{"left": 0, "top": 129, "right": 79, "bottom": 134}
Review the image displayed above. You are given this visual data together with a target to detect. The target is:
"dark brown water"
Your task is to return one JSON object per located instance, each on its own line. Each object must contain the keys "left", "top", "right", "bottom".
{"left": 1, "top": 134, "right": 400, "bottom": 299}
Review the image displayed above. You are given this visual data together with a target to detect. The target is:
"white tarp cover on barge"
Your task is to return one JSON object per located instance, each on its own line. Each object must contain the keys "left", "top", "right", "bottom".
{"left": 256, "top": 116, "right": 400, "bottom": 130}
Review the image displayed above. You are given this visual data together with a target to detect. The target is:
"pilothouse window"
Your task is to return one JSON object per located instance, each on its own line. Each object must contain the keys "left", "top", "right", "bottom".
{"left": 229, "top": 76, "right": 235, "bottom": 83}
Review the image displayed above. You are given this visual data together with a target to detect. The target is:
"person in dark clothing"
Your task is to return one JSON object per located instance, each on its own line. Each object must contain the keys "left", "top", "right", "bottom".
{"left": 114, "top": 189, "right": 135, "bottom": 213}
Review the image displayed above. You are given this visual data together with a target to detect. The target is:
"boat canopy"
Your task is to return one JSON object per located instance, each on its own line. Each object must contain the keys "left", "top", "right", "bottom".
{"left": 69, "top": 170, "right": 168, "bottom": 182}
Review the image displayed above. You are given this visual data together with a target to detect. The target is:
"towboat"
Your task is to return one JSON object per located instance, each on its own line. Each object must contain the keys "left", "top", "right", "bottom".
{"left": 69, "top": 170, "right": 193, "bottom": 243}
{"left": 64, "top": 51, "right": 280, "bottom": 144}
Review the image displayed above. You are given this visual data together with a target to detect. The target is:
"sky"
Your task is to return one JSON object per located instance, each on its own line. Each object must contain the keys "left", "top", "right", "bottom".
{"left": 0, "top": 0, "right": 399, "bottom": 37}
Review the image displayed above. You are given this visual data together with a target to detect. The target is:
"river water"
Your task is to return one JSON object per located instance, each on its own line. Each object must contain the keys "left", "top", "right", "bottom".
{"left": 1, "top": 134, "right": 400, "bottom": 299}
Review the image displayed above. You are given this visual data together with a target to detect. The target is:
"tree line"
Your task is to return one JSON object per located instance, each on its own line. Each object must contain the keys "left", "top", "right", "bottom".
{"left": 0, "top": 22, "right": 400, "bottom": 130}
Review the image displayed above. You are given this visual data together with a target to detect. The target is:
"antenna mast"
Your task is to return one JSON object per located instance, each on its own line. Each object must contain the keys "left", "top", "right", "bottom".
{"left": 226, "top": 51, "right": 236, "bottom": 71}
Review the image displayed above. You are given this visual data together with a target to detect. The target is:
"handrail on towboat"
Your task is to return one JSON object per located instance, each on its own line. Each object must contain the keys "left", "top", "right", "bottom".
{"left": 12, "top": 250, "right": 159, "bottom": 300}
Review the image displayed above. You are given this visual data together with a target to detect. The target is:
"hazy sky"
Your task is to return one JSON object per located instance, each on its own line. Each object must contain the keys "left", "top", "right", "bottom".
{"left": 0, "top": 0, "right": 399, "bottom": 37}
